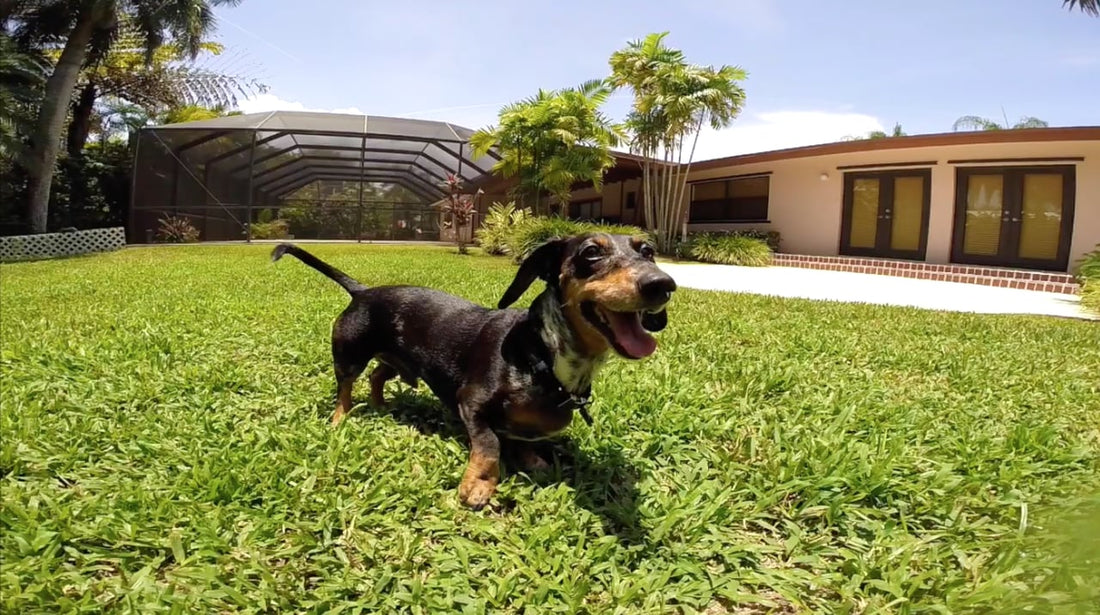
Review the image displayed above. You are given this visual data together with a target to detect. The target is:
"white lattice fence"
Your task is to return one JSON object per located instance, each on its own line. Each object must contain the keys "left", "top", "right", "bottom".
{"left": 0, "top": 227, "right": 127, "bottom": 262}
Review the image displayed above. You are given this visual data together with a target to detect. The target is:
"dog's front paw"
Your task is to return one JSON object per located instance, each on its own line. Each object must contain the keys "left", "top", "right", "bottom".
{"left": 458, "top": 476, "right": 498, "bottom": 510}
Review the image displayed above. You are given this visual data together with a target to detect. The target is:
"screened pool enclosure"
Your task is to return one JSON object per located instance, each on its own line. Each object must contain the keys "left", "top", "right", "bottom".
{"left": 129, "top": 111, "right": 499, "bottom": 242}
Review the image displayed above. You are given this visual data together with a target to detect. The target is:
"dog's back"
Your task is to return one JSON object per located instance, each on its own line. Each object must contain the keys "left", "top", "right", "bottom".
{"left": 337, "top": 285, "right": 519, "bottom": 408}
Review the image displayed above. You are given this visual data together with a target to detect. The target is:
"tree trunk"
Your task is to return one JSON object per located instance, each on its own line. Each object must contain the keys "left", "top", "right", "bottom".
{"left": 67, "top": 82, "right": 98, "bottom": 159}
{"left": 23, "top": 8, "right": 99, "bottom": 234}
{"left": 65, "top": 82, "right": 99, "bottom": 220}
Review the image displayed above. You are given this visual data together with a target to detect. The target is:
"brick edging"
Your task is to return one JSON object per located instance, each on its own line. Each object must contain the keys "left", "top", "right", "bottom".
{"left": 771, "top": 254, "right": 1080, "bottom": 295}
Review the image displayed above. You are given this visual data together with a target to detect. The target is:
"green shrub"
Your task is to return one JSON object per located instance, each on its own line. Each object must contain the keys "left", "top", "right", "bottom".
{"left": 155, "top": 215, "right": 200, "bottom": 243}
{"left": 736, "top": 228, "right": 781, "bottom": 252}
{"left": 687, "top": 232, "right": 773, "bottom": 266}
{"left": 476, "top": 202, "right": 532, "bottom": 255}
{"left": 685, "top": 229, "right": 780, "bottom": 251}
{"left": 249, "top": 219, "right": 291, "bottom": 240}
{"left": 1075, "top": 245, "right": 1100, "bottom": 313}
{"left": 505, "top": 216, "right": 650, "bottom": 263}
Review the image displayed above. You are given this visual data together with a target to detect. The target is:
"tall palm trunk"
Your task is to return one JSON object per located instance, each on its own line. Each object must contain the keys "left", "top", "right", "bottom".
{"left": 67, "top": 82, "right": 98, "bottom": 159}
{"left": 24, "top": 7, "right": 99, "bottom": 233}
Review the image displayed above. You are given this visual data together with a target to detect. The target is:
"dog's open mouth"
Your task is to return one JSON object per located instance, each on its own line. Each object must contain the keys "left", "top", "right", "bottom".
{"left": 581, "top": 302, "right": 662, "bottom": 359}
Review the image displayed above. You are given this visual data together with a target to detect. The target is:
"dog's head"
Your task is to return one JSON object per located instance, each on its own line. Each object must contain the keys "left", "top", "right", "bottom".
{"left": 498, "top": 233, "right": 677, "bottom": 360}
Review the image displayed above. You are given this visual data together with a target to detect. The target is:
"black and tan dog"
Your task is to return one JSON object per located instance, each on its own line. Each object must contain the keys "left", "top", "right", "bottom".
{"left": 272, "top": 234, "right": 676, "bottom": 509}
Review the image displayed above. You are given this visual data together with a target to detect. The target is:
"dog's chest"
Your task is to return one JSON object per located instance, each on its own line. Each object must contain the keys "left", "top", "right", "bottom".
{"left": 495, "top": 389, "right": 577, "bottom": 441}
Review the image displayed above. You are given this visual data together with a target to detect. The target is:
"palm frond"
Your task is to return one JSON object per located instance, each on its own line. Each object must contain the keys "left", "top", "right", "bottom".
{"left": 1012, "top": 116, "right": 1050, "bottom": 129}
{"left": 953, "top": 115, "right": 1003, "bottom": 132}
{"left": 1064, "top": 0, "right": 1099, "bottom": 16}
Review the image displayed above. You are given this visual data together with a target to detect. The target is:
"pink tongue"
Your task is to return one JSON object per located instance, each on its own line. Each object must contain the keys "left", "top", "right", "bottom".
{"left": 605, "top": 311, "right": 657, "bottom": 359}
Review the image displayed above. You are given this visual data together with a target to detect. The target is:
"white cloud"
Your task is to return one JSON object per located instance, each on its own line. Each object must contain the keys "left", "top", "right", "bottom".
{"left": 1060, "top": 54, "right": 1099, "bottom": 67}
{"left": 235, "top": 93, "right": 506, "bottom": 130}
{"left": 395, "top": 103, "right": 504, "bottom": 131}
{"left": 680, "top": 111, "right": 885, "bottom": 160}
{"left": 236, "top": 93, "right": 364, "bottom": 116}
{"left": 683, "top": 0, "right": 784, "bottom": 35}
{"left": 237, "top": 94, "right": 883, "bottom": 161}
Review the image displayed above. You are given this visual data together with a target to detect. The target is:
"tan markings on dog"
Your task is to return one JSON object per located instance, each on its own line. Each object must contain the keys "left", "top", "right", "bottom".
{"left": 369, "top": 364, "right": 397, "bottom": 407}
{"left": 459, "top": 450, "right": 500, "bottom": 508}
{"left": 502, "top": 399, "right": 574, "bottom": 440}
{"left": 332, "top": 379, "right": 354, "bottom": 425}
{"left": 561, "top": 299, "right": 610, "bottom": 356}
{"left": 559, "top": 266, "right": 645, "bottom": 356}
{"left": 578, "top": 267, "right": 643, "bottom": 310}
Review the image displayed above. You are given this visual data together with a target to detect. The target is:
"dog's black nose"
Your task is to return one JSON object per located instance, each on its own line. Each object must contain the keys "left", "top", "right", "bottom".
{"left": 637, "top": 271, "right": 677, "bottom": 303}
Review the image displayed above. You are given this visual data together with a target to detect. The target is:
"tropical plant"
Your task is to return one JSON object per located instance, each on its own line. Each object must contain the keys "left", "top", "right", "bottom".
{"left": 476, "top": 201, "right": 531, "bottom": 255}
{"left": 952, "top": 114, "right": 1049, "bottom": 132}
{"left": 158, "top": 103, "right": 240, "bottom": 125}
{"left": 155, "top": 214, "right": 200, "bottom": 243}
{"left": 1075, "top": 244, "right": 1100, "bottom": 313}
{"left": 1064, "top": 0, "right": 1099, "bottom": 16}
{"left": 436, "top": 174, "right": 479, "bottom": 254}
{"left": 247, "top": 218, "right": 290, "bottom": 240}
{"left": 12, "top": 0, "right": 245, "bottom": 234}
{"left": 845, "top": 122, "right": 907, "bottom": 141}
{"left": 609, "top": 31, "right": 748, "bottom": 252}
{"left": 685, "top": 232, "right": 773, "bottom": 266}
{"left": 54, "top": 22, "right": 264, "bottom": 158}
{"left": 503, "top": 216, "right": 650, "bottom": 263}
{"left": 277, "top": 180, "right": 423, "bottom": 240}
{"left": 470, "top": 79, "right": 623, "bottom": 214}
{"left": 0, "top": 33, "right": 49, "bottom": 164}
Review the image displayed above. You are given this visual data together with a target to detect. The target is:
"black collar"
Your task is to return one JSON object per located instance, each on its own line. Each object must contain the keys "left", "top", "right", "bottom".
{"left": 527, "top": 347, "right": 594, "bottom": 426}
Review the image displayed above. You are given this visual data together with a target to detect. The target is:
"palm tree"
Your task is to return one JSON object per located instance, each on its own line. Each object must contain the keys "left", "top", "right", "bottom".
{"left": 868, "top": 123, "right": 907, "bottom": 139}
{"left": 609, "top": 31, "right": 747, "bottom": 250}
{"left": 158, "top": 103, "right": 240, "bottom": 125}
{"left": 58, "top": 24, "right": 265, "bottom": 158}
{"left": 470, "top": 79, "right": 623, "bottom": 214}
{"left": 952, "top": 115, "right": 1049, "bottom": 132}
{"left": 843, "top": 122, "right": 907, "bottom": 141}
{"left": 1064, "top": 0, "right": 1099, "bottom": 16}
{"left": 13, "top": 0, "right": 242, "bottom": 233}
{"left": 0, "top": 33, "right": 48, "bottom": 164}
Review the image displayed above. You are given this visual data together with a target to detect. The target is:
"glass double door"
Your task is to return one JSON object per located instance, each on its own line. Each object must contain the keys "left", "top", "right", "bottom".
{"left": 841, "top": 169, "right": 931, "bottom": 260}
{"left": 952, "top": 166, "right": 1075, "bottom": 271}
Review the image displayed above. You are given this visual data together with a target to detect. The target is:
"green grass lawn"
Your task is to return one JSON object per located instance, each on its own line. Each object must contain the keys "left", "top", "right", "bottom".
{"left": 2, "top": 245, "right": 1099, "bottom": 614}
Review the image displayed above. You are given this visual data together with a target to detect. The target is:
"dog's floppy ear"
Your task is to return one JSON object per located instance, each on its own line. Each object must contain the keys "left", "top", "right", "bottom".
{"left": 498, "top": 238, "right": 567, "bottom": 308}
{"left": 641, "top": 309, "right": 668, "bottom": 332}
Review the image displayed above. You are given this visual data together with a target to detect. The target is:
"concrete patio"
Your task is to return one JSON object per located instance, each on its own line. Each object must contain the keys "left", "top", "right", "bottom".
{"left": 657, "top": 261, "right": 1094, "bottom": 320}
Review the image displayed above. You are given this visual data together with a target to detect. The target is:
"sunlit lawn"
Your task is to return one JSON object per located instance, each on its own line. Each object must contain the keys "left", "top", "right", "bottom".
{"left": 2, "top": 244, "right": 1098, "bottom": 613}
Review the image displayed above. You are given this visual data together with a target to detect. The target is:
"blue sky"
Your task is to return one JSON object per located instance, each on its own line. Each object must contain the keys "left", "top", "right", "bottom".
{"left": 209, "top": 0, "right": 1097, "bottom": 159}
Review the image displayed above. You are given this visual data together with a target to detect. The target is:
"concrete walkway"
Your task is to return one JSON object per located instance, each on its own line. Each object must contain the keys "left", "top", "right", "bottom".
{"left": 657, "top": 261, "right": 1094, "bottom": 320}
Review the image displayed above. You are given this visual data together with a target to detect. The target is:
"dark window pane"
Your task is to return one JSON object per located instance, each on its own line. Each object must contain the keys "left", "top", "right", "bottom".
{"left": 689, "top": 176, "right": 769, "bottom": 222}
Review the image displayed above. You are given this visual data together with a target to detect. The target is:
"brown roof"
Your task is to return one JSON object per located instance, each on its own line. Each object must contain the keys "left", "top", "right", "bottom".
{"left": 470, "top": 126, "right": 1100, "bottom": 192}
{"left": 689, "top": 126, "right": 1100, "bottom": 171}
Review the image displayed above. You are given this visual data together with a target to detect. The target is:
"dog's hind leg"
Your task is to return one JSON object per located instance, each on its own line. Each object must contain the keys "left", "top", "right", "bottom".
{"left": 332, "top": 367, "right": 365, "bottom": 426}
{"left": 331, "top": 331, "right": 369, "bottom": 426}
{"left": 369, "top": 363, "right": 398, "bottom": 407}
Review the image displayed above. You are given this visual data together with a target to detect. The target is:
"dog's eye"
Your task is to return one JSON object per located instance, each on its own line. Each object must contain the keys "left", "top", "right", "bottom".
{"left": 581, "top": 244, "right": 602, "bottom": 260}
{"left": 638, "top": 244, "right": 655, "bottom": 260}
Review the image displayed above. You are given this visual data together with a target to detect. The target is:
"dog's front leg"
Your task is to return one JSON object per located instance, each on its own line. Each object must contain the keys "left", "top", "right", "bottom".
{"left": 457, "top": 388, "right": 500, "bottom": 510}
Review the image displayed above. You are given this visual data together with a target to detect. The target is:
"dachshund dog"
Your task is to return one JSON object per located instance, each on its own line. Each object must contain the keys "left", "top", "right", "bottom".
{"left": 272, "top": 234, "right": 676, "bottom": 509}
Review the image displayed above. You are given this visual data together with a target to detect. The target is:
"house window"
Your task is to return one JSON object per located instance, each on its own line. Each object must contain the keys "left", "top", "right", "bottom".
{"left": 569, "top": 198, "right": 603, "bottom": 221}
{"left": 689, "top": 175, "right": 770, "bottom": 222}
{"left": 625, "top": 191, "right": 636, "bottom": 210}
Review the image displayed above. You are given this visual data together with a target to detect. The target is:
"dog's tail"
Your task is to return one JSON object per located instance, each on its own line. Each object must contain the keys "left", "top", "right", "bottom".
{"left": 271, "top": 243, "right": 367, "bottom": 295}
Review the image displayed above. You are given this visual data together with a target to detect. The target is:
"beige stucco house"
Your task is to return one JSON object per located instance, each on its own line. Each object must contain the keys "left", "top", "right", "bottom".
{"left": 479, "top": 127, "right": 1099, "bottom": 279}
